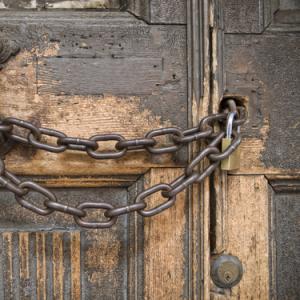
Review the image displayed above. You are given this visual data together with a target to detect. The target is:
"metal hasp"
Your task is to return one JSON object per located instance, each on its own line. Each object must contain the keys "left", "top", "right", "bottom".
{"left": 211, "top": 254, "right": 243, "bottom": 289}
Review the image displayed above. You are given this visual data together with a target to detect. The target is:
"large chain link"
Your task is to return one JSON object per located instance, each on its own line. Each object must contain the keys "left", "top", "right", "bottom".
{"left": 0, "top": 100, "right": 246, "bottom": 228}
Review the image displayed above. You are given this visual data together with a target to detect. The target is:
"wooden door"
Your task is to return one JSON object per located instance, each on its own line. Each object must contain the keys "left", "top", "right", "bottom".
{"left": 210, "top": 1, "right": 300, "bottom": 299}
{"left": 0, "top": 1, "right": 216, "bottom": 299}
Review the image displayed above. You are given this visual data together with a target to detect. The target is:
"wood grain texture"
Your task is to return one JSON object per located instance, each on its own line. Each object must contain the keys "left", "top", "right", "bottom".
{"left": 0, "top": 0, "right": 120, "bottom": 9}
{"left": 224, "top": 0, "right": 279, "bottom": 33}
{"left": 270, "top": 181, "right": 300, "bottom": 299}
{"left": 38, "top": 57, "right": 163, "bottom": 95}
{"left": 223, "top": 175, "right": 269, "bottom": 299}
{"left": 0, "top": 231, "right": 82, "bottom": 299}
{"left": 187, "top": 1, "right": 212, "bottom": 298}
{"left": 19, "top": 232, "right": 30, "bottom": 300}
{"left": 0, "top": 12, "right": 187, "bottom": 176}
{"left": 224, "top": 33, "right": 300, "bottom": 174}
{"left": 70, "top": 232, "right": 81, "bottom": 300}
{"left": 128, "top": 0, "right": 186, "bottom": 24}
{"left": 44, "top": 0, "right": 120, "bottom": 9}
{"left": 36, "top": 232, "right": 47, "bottom": 300}
{"left": 143, "top": 168, "right": 188, "bottom": 299}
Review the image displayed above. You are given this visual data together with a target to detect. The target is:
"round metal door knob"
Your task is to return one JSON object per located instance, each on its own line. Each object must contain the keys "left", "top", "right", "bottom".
{"left": 211, "top": 254, "right": 243, "bottom": 288}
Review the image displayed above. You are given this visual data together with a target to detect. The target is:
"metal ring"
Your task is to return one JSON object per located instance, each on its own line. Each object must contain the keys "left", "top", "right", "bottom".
{"left": 115, "top": 138, "right": 156, "bottom": 151}
{"left": 145, "top": 127, "right": 183, "bottom": 154}
{"left": 104, "top": 202, "right": 146, "bottom": 218}
{"left": 172, "top": 127, "right": 212, "bottom": 144}
{"left": 74, "top": 202, "right": 118, "bottom": 228}
{"left": 28, "top": 127, "right": 67, "bottom": 153}
{"left": 185, "top": 146, "right": 220, "bottom": 176}
{"left": 3, "top": 117, "right": 41, "bottom": 144}
{"left": 15, "top": 181, "right": 56, "bottom": 216}
{"left": 162, "top": 172, "right": 199, "bottom": 198}
{"left": 137, "top": 183, "right": 176, "bottom": 217}
{"left": 86, "top": 134, "right": 127, "bottom": 159}
{"left": 57, "top": 137, "right": 98, "bottom": 152}
{"left": 45, "top": 200, "right": 86, "bottom": 218}
{"left": 0, "top": 172, "right": 26, "bottom": 196}
{"left": 208, "top": 131, "right": 241, "bottom": 161}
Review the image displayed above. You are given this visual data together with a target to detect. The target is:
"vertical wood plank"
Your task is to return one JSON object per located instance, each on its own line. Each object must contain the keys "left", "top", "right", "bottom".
{"left": 19, "top": 232, "right": 30, "bottom": 300}
{"left": 36, "top": 232, "right": 47, "bottom": 300}
{"left": 53, "top": 232, "right": 64, "bottom": 300}
{"left": 3, "top": 232, "right": 14, "bottom": 300}
{"left": 226, "top": 175, "right": 269, "bottom": 299}
{"left": 70, "top": 231, "right": 81, "bottom": 300}
{"left": 144, "top": 168, "right": 188, "bottom": 300}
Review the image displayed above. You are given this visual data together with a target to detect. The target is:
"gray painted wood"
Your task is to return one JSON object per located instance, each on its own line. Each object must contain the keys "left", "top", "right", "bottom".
{"left": 38, "top": 57, "right": 163, "bottom": 95}
{"left": 44, "top": 0, "right": 120, "bottom": 9}
{"left": 0, "top": 0, "right": 120, "bottom": 9}
{"left": 128, "top": 0, "right": 186, "bottom": 24}
{"left": 0, "top": 187, "right": 141, "bottom": 299}
{"left": 224, "top": 33, "right": 300, "bottom": 169}
{"left": 224, "top": 0, "right": 279, "bottom": 33}
{"left": 270, "top": 181, "right": 300, "bottom": 299}
{"left": 280, "top": 0, "right": 300, "bottom": 9}
{"left": 0, "top": 11, "right": 187, "bottom": 129}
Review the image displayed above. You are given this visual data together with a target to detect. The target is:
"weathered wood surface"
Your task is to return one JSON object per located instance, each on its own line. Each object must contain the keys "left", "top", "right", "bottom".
{"left": 38, "top": 57, "right": 163, "bottom": 95}
{"left": 223, "top": 0, "right": 279, "bottom": 33}
{"left": 0, "top": 187, "right": 140, "bottom": 299}
{"left": 269, "top": 179, "right": 300, "bottom": 300}
{"left": 0, "top": 0, "right": 120, "bottom": 9}
{"left": 143, "top": 168, "right": 189, "bottom": 299}
{"left": 0, "top": 11, "right": 187, "bottom": 175}
{"left": 224, "top": 33, "right": 300, "bottom": 174}
{"left": 0, "top": 168, "right": 192, "bottom": 299}
{"left": 128, "top": 0, "right": 186, "bottom": 24}
{"left": 280, "top": 0, "right": 300, "bottom": 9}
{"left": 213, "top": 175, "right": 270, "bottom": 299}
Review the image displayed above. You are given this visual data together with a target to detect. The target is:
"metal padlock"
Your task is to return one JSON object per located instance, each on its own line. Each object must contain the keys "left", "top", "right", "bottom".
{"left": 221, "top": 112, "right": 240, "bottom": 170}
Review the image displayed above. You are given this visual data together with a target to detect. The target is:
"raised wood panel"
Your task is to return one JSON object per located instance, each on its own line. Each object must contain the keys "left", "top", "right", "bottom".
{"left": 0, "top": 168, "right": 192, "bottom": 299}
{"left": 215, "top": 175, "right": 270, "bottom": 299}
{"left": 143, "top": 168, "right": 189, "bottom": 299}
{"left": 224, "top": 0, "right": 279, "bottom": 33}
{"left": 38, "top": 57, "right": 163, "bottom": 95}
{"left": 0, "top": 231, "right": 81, "bottom": 299}
{"left": 128, "top": 0, "right": 186, "bottom": 24}
{"left": 0, "top": 0, "right": 120, "bottom": 9}
{"left": 224, "top": 33, "right": 300, "bottom": 174}
{"left": 0, "top": 11, "right": 187, "bottom": 175}
{"left": 44, "top": 0, "right": 120, "bottom": 9}
{"left": 269, "top": 179, "right": 300, "bottom": 300}
{"left": 0, "top": 186, "right": 141, "bottom": 299}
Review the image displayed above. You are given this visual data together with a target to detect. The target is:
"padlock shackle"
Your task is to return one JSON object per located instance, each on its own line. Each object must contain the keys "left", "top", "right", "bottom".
{"left": 226, "top": 112, "right": 237, "bottom": 138}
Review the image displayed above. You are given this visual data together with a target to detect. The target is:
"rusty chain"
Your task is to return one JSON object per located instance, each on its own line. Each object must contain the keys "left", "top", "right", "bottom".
{"left": 0, "top": 100, "right": 246, "bottom": 229}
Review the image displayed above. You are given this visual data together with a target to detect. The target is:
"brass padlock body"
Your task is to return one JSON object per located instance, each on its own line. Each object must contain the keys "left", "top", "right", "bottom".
{"left": 221, "top": 138, "right": 240, "bottom": 170}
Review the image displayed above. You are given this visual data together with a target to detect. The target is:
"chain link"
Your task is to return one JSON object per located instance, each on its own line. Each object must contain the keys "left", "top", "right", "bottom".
{"left": 0, "top": 101, "right": 246, "bottom": 228}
